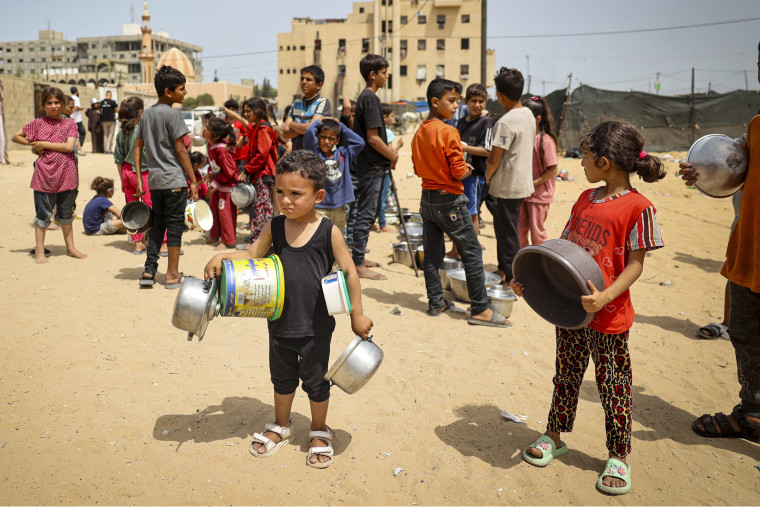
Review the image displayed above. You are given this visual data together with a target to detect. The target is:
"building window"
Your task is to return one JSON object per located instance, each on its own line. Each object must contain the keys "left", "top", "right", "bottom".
{"left": 286, "top": 45, "right": 290, "bottom": 51}
{"left": 18, "top": 48, "right": 22, "bottom": 51}
{"left": 436, "top": 65, "right": 444, "bottom": 78}
{"left": 280, "top": 69, "right": 283, "bottom": 74}
{"left": 300, "top": 45, "right": 305, "bottom": 50}
{"left": 338, "top": 38, "right": 346, "bottom": 50}
{"left": 418, "top": 39, "right": 426, "bottom": 50}
{"left": 388, "top": 74, "right": 392, "bottom": 89}
{"left": 461, "top": 38, "right": 469, "bottom": 50}
{"left": 279, "top": 46, "right": 283, "bottom": 51}
{"left": 462, "top": 14, "right": 470, "bottom": 23}
{"left": 286, "top": 69, "right": 290, "bottom": 74}
{"left": 338, "top": 64, "right": 346, "bottom": 76}
{"left": 416, "top": 65, "right": 426, "bottom": 83}
{"left": 359, "top": 6, "right": 364, "bottom": 13}
{"left": 91, "top": 44, "right": 96, "bottom": 49}
{"left": 293, "top": 68, "right": 297, "bottom": 74}
{"left": 400, "top": 15, "right": 407, "bottom": 24}
{"left": 418, "top": 14, "right": 426, "bottom": 24}
{"left": 437, "top": 14, "right": 446, "bottom": 24}
{"left": 400, "top": 65, "right": 407, "bottom": 76}
{"left": 400, "top": 40, "right": 407, "bottom": 50}
{"left": 436, "top": 39, "right": 445, "bottom": 50}
{"left": 362, "top": 38, "right": 370, "bottom": 53}
{"left": 460, "top": 65, "right": 469, "bottom": 80}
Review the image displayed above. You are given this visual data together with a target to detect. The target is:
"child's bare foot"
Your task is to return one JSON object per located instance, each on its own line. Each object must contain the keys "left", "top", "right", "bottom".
{"left": 370, "top": 223, "right": 380, "bottom": 232}
{"left": 356, "top": 264, "right": 386, "bottom": 280}
{"left": 445, "top": 250, "right": 461, "bottom": 260}
{"left": 379, "top": 225, "right": 395, "bottom": 233}
{"left": 34, "top": 252, "right": 49, "bottom": 264}
{"left": 213, "top": 243, "right": 233, "bottom": 251}
{"left": 67, "top": 248, "right": 87, "bottom": 259}
{"left": 133, "top": 243, "right": 147, "bottom": 253}
{"left": 205, "top": 237, "right": 219, "bottom": 245}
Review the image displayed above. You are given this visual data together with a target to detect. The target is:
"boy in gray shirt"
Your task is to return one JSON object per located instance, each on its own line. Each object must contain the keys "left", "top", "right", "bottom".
{"left": 134, "top": 65, "right": 199, "bottom": 289}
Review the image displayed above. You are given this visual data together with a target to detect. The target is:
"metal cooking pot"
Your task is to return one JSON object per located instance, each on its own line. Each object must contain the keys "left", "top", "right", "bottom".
{"left": 231, "top": 182, "right": 257, "bottom": 208}
{"left": 438, "top": 258, "right": 464, "bottom": 290}
{"left": 402, "top": 212, "right": 423, "bottom": 224}
{"left": 487, "top": 288, "right": 517, "bottom": 318}
{"left": 392, "top": 241, "right": 421, "bottom": 268}
{"left": 171, "top": 277, "right": 220, "bottom": 341}
{"left": 324, "top": 336, "right": 384, "bottom": 394}
{"left": 398, "top": 222, "right": 423, "bottom": 241}
{"left": 121, "top": 198, "right": 153, "bottom": 234}
{"left": 686, "top": 134, "right": 748, "bottom": 198}
{"left": 447, "top": 269, "right": 502, "bottom": 302}
{"left": 512, "top": 238, "right": 605, "bottom": 329}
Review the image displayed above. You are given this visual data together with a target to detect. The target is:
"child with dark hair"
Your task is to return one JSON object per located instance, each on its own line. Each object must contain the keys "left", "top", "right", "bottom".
{"left": 204, "top": 150, "right": 373, "bottom": 469}
{"left": 12, "top": 86, "right": 87, "bottom": 263}
{"left": 519, "top": 95, "right": 559, "bottom": 246}
{"left": 82, "top": 176, "right": 125, "bottom": 235}
{"left": 412, "top": 78, "right": 508, "bottom": 327}
{"left": 283, "top": 65, "right": 331, "bottom": 150}
{"left": 372, "top": 104, "right": 403, "bottom": 233}
{"left": 446, "top": 83, "right": 494, "bottom": 259}
{"left": 351, "top": 54, "right": 397, "bottom": 280}
{"left": 486, "top": 67, "right": 536, "bottom": 283}
{"left": 303, "top": 117, "right": 365, "bottom": 234}
{"left": 189, "top": 151, "right": 209, "bottom": 201}
{"left": 203, "top": 117, "right": 239, "bottom": 249}
{"left": 134, "top": 65, "right": 198, "bottom": 289}
{"left": 512, "top": 120, "right": 665, "bottom": 495}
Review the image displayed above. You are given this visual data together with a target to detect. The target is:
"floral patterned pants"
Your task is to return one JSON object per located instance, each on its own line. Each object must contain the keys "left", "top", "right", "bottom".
{"left": 249, "top": 178, "right": 273, "bottom": 244}
{"left": 547, "top": 326, "right": 632, "bottom": 457}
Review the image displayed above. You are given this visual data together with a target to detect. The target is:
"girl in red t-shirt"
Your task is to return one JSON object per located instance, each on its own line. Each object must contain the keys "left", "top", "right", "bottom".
{"left": 511, "top": 120, "right": 666, "bottom": 495}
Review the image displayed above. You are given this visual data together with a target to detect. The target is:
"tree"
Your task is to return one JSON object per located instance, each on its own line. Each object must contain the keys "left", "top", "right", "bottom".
{"left": 254, "top": 77, "right": 277, "bottom": 99}
{"left": 184, "top": 96, "right": 198, "bottom": 108}
{"left": 196, "top": 93, "right": 214, "bottom": 106}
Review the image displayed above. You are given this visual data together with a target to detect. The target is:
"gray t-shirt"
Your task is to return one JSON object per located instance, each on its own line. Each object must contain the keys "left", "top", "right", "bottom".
{"left": 489, "top": 106, "right": 536, "bottom": 199}
{"left": 137, "top": 103, "right": 189, "bottom": 190}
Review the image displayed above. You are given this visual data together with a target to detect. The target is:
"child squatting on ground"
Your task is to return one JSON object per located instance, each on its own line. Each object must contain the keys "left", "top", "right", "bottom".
{"left": 411, "top": 78, "right": 508, "bottom": 328}
{"left": 204, "top": 150, "right": 373, "bottom": 469}
{"left": 12, "top": 86, "right": 87, "bottom": 263}
{"left": 511, "top": 120, "right": 666, "bottom": 495}
{"left": 82, "top": 177, "right": 126, "bottom": 236}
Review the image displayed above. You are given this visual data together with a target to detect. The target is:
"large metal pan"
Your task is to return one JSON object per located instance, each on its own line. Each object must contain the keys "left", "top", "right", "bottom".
{"left": 686, "top": 134, "right": 748, "bottom": 198}
{"left": 121, "top": 197, "right": 153, "bottom": 234}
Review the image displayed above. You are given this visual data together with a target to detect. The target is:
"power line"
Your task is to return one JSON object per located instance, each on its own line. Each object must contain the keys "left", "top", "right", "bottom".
{"left": 490, "top": 16, "right": 760, "bottom": 39}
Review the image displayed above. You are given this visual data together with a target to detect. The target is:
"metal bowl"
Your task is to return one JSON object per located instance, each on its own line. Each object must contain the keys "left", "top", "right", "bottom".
{"left": 398, "top": 222, "right": 423, "bottom": 241}
{"left": 512, "top": 238, "right": 605, "bottom": 329}
{"left": 438, "top": 258, "right": 464, "bottom": 290}
{"left": 447, "top": 269, "right": 502, "bottom": 302}
{"left": 487, "top": 288, "right": 517, "bottom": 318}
{"left": 686, "top": 134, "right": 749, "bottom": 198}
{"left": 392, "top": 241, "right": 421, "bottom": 268}
{"left": 324, "top": 336, "right": 384, "bottom": 394}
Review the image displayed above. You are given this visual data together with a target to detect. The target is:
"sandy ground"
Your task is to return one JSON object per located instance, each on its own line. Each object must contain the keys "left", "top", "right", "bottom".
{"left": 0, "top": 137, "right": 758, "bottom": 506}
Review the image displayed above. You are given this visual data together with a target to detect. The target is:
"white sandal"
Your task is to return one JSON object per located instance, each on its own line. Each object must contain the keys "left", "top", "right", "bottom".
{"left": 249, "top": 420, "right": 294, "bottom": 458}
{"left": 306, "top": 426, "right": 334, "bottom": 469}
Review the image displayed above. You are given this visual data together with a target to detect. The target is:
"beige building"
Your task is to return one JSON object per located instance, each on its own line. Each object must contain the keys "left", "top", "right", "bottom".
{"left": 277, "top": 0, "right": 495, "bottom": 107}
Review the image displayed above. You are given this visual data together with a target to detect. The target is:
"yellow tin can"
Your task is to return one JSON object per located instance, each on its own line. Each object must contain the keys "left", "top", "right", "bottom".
{"left": 219, "top": 255, "right": 285, "bottom": 320}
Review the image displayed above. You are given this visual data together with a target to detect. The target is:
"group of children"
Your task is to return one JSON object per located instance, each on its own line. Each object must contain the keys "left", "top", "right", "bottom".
{"left": 13, "top": 52, "right": 683, "bottom": 494}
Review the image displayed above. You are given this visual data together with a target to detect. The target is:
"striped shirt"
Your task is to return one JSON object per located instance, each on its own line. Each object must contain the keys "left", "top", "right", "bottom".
{"left": 289, "top": 94, "right": 331, "bottom": 150}
{"left": 561, "top": 187, "right": 664, "bottom": 333}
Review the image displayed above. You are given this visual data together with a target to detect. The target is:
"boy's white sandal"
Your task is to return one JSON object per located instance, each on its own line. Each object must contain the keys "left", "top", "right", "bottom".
{"left": 249, "top": 420, "right": 294, "bottom": 458}
{"left": 306, "top": 426, "right": 334, "bottom": 469}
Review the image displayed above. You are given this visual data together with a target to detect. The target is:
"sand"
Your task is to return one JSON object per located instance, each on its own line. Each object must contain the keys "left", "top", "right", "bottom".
{"left": 0, "top": 140, "right": 758, "bottom": 506}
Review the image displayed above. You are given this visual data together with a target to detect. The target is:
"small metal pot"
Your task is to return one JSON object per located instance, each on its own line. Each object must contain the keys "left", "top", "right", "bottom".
{"left": 121, "top": 198, "right": 153, "bottom": 234}
{"left": 402, "top": 212, "right": 423, "bottom": 224}
{"left": 171, "top": 277, "right": 220, "bottom": 341}
{"left": 392, "top": 241, "right": 421, "bottom": 268}
{"left": 438, "top": 258, "right": 464, "bottom": 290}
{"left": 398, "top": 222, "right": 423, "bottom": 241}
{"left": 231, "top": 182, "right": 257, "bottom": 208}
{"left": 447, "top": 269, "right": 502, "bottom": 302}
{"left": 324, "top": 336, "right": 384, "bottom": 394}
{"left": 487, "top": 288, "right": 517, "bottom": 318}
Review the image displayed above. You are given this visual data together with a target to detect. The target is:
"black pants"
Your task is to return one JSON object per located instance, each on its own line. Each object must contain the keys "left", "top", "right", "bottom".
{"left": 493, "top": 197, "right": 523, "bottom": 280}
{"left": 76, "top": 121, "right": 86, "bottom": 146}
{"left": 269, "top": 335, "right": 332, "bottom": 402}
{"left": 144, "top": 187, "right": 187, "bottom": 275}
{"left": 729, "top": 282, "right": 760, "bottom": 417}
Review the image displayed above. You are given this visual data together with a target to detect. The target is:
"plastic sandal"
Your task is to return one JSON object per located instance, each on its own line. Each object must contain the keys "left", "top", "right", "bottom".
{"left": 249, "top": 420, "right": 294, "bottom": 458}
{"left": 596, "top": 458, "right": 631, "bottom": 495}
{"left": 522, "top": 435, "right": 568, "bottom": 467}
{"left": 306, "top": 426, "right": 334, "bottom": 469}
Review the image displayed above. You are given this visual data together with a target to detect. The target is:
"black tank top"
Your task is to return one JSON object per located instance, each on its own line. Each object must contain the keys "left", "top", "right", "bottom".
{"left": 268, "top": 215, "right": 336, "bottom": 338}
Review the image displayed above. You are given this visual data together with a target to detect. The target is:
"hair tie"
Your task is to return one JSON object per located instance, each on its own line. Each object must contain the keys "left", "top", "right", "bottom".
{"left": 531, "top": 96, "right": 540, "bottom": 101}
{"left": 638, "top": 151, "right": 647, "bottom": 159}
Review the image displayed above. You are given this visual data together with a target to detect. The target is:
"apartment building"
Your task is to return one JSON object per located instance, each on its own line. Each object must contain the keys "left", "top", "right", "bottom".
{"left": 277, "top": 0, "right": 495, "bottom": 106}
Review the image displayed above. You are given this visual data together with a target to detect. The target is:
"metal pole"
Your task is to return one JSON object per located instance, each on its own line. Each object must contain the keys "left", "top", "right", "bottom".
{"left": 480, "top": 0, "right": 487, "bottom": 84}
{"left": 690, "top": 67, "right": 696, "bottom": 144}
{"left": 388, "top": 170, "right": 419, "bottom": 277}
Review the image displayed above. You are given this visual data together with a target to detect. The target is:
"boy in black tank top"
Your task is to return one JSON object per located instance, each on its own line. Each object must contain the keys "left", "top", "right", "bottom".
{"left": 205, "top": 150, "right": 373, "bottom": 469}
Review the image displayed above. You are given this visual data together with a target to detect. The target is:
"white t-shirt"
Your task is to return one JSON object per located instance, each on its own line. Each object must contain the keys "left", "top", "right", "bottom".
{"left": 71, "top": 95, "right": 82, "bottom": 123}
{"left": 489, "top": 106, "right": 536, "bottom": 199}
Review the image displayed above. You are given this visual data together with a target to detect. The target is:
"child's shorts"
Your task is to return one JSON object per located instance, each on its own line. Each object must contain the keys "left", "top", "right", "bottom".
{"left": 462, "top": 174, "right": 484, "bottom": 216}
{"left": 33, "top": 189, "right": 78, "bottom": 228}
{"left": 91, "top": 212, "right": 121, "bottom": 236}
{"left": 269, "top": 334, "right": 332, "bottom": 402}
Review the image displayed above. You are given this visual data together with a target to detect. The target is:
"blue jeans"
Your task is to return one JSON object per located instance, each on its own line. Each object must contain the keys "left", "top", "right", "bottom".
{"left": 420, "top": 190, "right": 489, "bottom": 315}
{"left": 351, "top": 174, "right": 383, "bottom": 266}
{"left": 345, "top": 173, "right": 359, "bottom": 247}
{"left": 378, "top": 171, "right": 392, "bottom": 227}
{"left": 33, "top": 189, "right": 78, "bottom": 227}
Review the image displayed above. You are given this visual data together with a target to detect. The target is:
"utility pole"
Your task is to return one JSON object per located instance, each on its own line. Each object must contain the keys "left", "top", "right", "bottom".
{"left": 542, "top": 80, "right": 545, "bottom": 96}
{"left": 745, "top": 71, "right": 749, "bottom": 91}
{"left": 655, "top": 71, "right": 661, "bottom": 94}
{"left": 557, "top": 72, "right": 573, "bottom": 147}
{"left": 689, "top": 67, "right": 696, "bottom": 144}
{"left": 480, "top": 0, "right": 487, "bottom": 85}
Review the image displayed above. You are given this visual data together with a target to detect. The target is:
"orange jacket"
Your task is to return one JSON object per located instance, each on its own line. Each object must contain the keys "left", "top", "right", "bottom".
{"left": 411, "top": 119, "right": 467, "bottom": 194}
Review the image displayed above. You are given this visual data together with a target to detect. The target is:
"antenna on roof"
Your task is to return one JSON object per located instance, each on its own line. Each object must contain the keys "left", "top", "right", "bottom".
{"left": 131, "top": 2, "right": 135, "bottom": 23}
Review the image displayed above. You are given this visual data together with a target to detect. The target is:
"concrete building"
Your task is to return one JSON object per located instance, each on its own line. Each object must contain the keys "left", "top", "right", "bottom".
{"left": 0, "top": 10, "right": 202, "bottom": 86}
{"left": 277, "top": 0, "right": 495, "bottom": 107}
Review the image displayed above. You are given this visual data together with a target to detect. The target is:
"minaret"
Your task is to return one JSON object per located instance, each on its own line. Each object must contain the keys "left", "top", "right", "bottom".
{"left": 139, "top": 1, "right": 155, "bottom": 84}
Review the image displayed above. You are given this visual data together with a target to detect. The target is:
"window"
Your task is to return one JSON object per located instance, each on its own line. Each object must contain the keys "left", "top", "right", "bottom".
{"left": 437, "top": 15, "right": 446, "bottom": 24}
{"left": 362, "top": 38, "right": 369, "bottom": 53}
{"left": 400, "top": 65, "right": 407, "bottom": 76}
{"left": 91, "top": 44, "right": 96, "bottom": 49}
{"left": 18, "top": 48, "right": 22, "bottom": 51}
{"left": 279, "top": 46, "right": 283, "bottom": 51}
{"left": 280, "top": 69, "right": 283, "bottom": 74}
{"left": 338, "top": 38, "right": 346, "bottom": 49}
{"left": 29, "top": 47, "right": 35, "bottom": 52}
{"left": 400, "top": 15, "right": 407, "bottom": 24}
{"left": 300, "top": 45, "right": 305, "bottom": 50}
{"left": 400, "top": 40, "right": 407, "bottom": 50}
{"left": 418, "top": 14, "right": 426, "bottom": 24}
{"left": 460, "top": 65, "right": 469, "bottom": 80}
{"left": 388, "top": 74, "right": 392, "bottom": 89}
{"left": 418, "top": 39, "right": 426, "bottom": 50}
{"left": 462, "top": 14, "right": 470, "bottom": 23}
{"left": 359, "top": 6, "right": 364, "bottom": 13}
{"left": 436, "top": 39, "right": 445, "bottom": 50}
{"left": 287, "top": 69, "right": 290, "bottom": 74}
{"left": 416, "top": 65, "right": 426, "bottom": 81}
{"left": 286, "top": 45, "right": 290, "bottom": 50}
{"left": 461, "top": 38, "right": 469, "bottom": 50}
{"left": 436, "top": 65, "right": 444, "bottom": 78}
{"left": 338, "top": 64, "right": 346, "bottom": 76}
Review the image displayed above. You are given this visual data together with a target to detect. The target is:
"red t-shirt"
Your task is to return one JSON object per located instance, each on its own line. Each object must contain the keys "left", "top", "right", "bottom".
{"left": 232, "top": 120, "right": 248, "bottom": 161}
{"left": 23, "top": 116, "right": 79, "bottom": 193}
{"left": 561, "top": 187, "right": 664, "bottom": 334}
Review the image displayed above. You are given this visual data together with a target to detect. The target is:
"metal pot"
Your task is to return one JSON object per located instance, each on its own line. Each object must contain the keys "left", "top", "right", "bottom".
{"left": 398, "top": 222, "right": 423, "bottom": 241}
{"left": 512, "top": 238, "right": 605, "bottom": 329}
{"left": 171, "top": 277, "right": 220, "bottom": 341}
{"left": 686, "top": 134, "right": 749, "bottom": 198}
{"left": 121, "top": 198, "right": 153, "bottom": 234}
{"left": 231, "top": 182, "right": 257, "bottom": 208}
{"left": 447, "top": 269, "right": 502, "bottom": 302}
{"left": 487, "top": 288, "right": 517, "bottom": 318}
{"left": 324, "top": 336, "right": 384, "bottom": 394}
{"left": 438, "top": 258, "right": 464, "bottom": 290}
{"left": 392, "top": 241, "right": 421, "bottom": 268}
{"left": 402, "top": 212, "right": 423, "bottom": 224}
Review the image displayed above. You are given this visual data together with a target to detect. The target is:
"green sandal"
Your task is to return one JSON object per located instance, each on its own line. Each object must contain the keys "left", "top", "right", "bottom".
{"left": 596, "top": 458, "right": 631, "bottom": 495}
{"left": 522, "top": 435, "right": 568, "bottom": 467}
